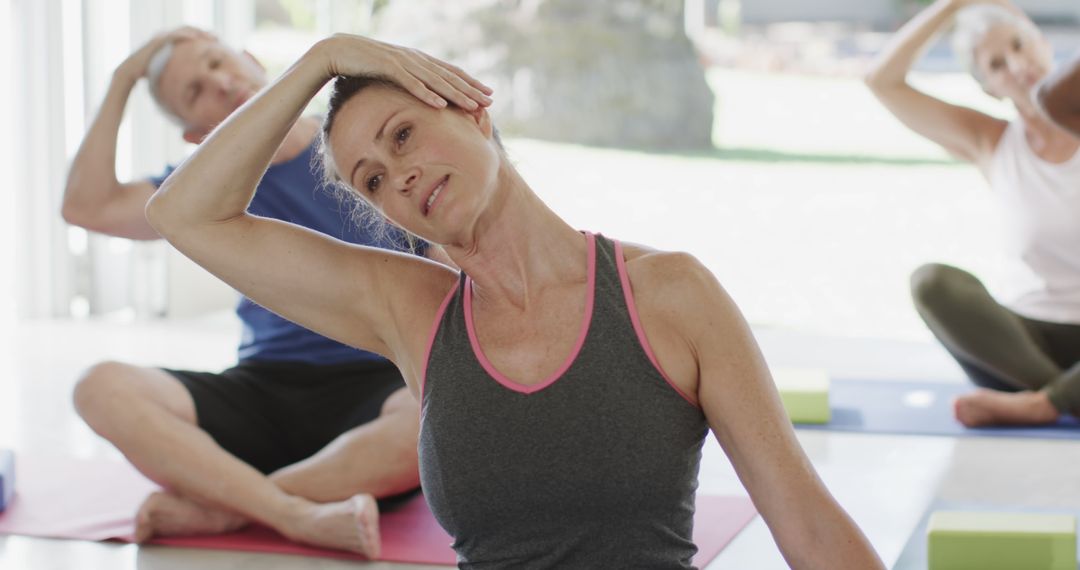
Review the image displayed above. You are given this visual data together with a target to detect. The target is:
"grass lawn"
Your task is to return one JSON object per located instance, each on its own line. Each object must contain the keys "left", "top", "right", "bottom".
{"left": 504, "top": 68, "right": 1019, "bottom": 340}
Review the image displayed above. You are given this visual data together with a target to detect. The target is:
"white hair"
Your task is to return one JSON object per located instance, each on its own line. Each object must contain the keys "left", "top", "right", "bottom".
{"left": 146, "top": 41, "right": 185, "bottom": 126}
{"left": 952, "top": 5, "right": 1040, "bottom": 83}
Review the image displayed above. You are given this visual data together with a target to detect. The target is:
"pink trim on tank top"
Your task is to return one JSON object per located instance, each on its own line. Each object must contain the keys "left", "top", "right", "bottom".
{"left": 420, "top": 282, "right": 460, "bottom": 404}
{"left": 463, "top": 232, "right": 597, "bottom": 394}
{"left": 613, "top": 240, "right": 700, "bottom": 408}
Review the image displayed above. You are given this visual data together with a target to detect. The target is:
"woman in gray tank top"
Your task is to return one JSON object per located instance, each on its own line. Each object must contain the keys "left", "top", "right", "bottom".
{"left": 144, "top": 34, "right": 884, "bottom": 568}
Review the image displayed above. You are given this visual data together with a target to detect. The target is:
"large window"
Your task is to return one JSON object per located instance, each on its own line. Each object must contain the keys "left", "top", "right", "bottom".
{"left": 12, "top": 0, "right": 379, "bottom": 321}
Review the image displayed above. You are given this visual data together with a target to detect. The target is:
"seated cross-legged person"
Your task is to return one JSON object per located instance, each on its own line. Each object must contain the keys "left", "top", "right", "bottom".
{"left": 63, "top": 26, "right": 489, "bottom": 555}
{"left": 865, "top": 0, "right": 1080, "bottom": 427}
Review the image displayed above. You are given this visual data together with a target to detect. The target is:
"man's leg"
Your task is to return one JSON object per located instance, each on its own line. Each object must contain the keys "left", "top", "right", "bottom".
{"left": 73, "top": 361, "right": 381, "bottom": 555}
{"left": 270, "top": 386, "right": 420, "bottom": 502}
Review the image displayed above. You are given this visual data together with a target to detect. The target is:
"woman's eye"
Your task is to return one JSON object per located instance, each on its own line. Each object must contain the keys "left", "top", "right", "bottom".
{"left": 210, "top": 58, "right": 221, "bottom": 69}
{"left": 990, "top": 58, "right": 1005, "bottom": 71}
{"left": 366, "top": 173, "right": 382, "bottom": 193}
{"left": 1013, "top": 39, "right": 1022, "bottom": 51}
{"left": 395, "top": 126, "right": 412, "bottom": 147}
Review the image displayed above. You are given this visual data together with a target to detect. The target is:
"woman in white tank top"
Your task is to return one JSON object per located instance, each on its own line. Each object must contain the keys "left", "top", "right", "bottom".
{"left": 866, "top": 0, "right": 1080, "bottom": 427}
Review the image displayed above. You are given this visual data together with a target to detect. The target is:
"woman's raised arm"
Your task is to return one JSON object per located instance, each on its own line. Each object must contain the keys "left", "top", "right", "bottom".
{"left": 146, "top": 36, "right": 486, "bottom": 377}
{"left": 864, "top": 0, "right": 1006, "bottom": 165}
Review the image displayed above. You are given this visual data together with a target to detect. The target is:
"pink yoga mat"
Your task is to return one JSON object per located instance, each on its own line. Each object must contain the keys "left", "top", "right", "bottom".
{"left": 0, "top": 454, "right": 756, "bottom": 566}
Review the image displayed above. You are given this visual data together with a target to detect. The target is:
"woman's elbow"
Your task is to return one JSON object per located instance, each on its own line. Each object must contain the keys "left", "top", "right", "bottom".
{"left": 143, "top": 186, "right": 174, "bottom": 237}
{"left": 863, "top": 68, "right": 900, "bottom": 95}
{"left": 863, "top": 70, "right": 882, "bottom": 91}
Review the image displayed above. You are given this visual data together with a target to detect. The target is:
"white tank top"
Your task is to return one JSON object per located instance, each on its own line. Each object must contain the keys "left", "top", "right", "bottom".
{"left": 988, "top": 120, "right": 1080, "bottom": 324}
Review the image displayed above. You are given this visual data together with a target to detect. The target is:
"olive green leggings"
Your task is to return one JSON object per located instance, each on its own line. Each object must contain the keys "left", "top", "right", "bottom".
{"left": 910, "top": 263, "right": 1080, "bottom": 415}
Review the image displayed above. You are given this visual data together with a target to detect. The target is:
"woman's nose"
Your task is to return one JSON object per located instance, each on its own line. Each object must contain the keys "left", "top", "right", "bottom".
{"left": 395, "top": 166, "right": 420, "bottom": 194}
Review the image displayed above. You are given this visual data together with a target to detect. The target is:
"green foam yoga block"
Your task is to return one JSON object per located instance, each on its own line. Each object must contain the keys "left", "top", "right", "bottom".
{"left": 772, "top": 368, "right": 830, "bottom": 424}
{"left": 928, "top": 511, "right": 1077, "bottom": 570}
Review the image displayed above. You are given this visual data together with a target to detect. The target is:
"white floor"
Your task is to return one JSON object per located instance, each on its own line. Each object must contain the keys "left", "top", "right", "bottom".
{"left": 1, "top": 315, "right": 1078, "bottom": 569}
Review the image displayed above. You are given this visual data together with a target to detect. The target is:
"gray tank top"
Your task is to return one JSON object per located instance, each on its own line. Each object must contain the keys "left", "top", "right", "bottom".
{"left": 418, "top": 232, "right": 709, "bottom": 569}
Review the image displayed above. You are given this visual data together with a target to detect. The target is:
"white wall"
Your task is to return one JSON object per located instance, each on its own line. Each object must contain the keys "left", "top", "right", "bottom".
{"left": 0, "top": 0, "right": 16, "bottom": 328}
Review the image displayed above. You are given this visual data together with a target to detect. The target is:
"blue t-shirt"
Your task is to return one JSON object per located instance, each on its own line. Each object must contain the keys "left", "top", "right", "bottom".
{"left": 150, "top": 140, "right": 424, "bottom": 365}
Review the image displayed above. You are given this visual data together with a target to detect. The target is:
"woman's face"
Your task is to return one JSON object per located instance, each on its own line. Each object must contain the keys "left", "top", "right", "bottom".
{"left": 973, "top": 22, "right": 1052, "bottom": 104}
{"left": 328, "top": 86, "right": 501, "bottom": 245}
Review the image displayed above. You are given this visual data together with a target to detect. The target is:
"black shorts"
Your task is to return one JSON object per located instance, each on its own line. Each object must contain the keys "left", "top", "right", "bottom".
{"left": 164, "top": 359, "right": 407, "bottom": 475}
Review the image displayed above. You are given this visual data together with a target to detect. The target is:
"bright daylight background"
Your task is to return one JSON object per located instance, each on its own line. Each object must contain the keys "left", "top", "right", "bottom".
{"left": 3, "top": 0, "right": 1080, "bottom": 353}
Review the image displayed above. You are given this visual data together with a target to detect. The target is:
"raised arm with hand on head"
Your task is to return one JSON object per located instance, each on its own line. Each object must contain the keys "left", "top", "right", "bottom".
{"left": 864, "top": 0, "right": 1021, "bottom": 166}
{"left": 146, "top": 34, "right": 491, "bottom": 383}
{"left": 63, "top": 27, "right": 213, "bottom": 239}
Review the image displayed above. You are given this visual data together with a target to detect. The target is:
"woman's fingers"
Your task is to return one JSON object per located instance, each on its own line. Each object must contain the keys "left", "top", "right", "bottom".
{"left": 419, "top": 52, "right": 494, "bottom": 97}
{"left": 391, "top": 49, "right": 491, "bottom": 110}
{"left": 407, "top": 61, "right": 486, "bottom": 110}
{"left": 328, "top": 36, "right": 494, "bottom": 109}
{"left": 393, "top": 69, "right": 449, "bottom": 108}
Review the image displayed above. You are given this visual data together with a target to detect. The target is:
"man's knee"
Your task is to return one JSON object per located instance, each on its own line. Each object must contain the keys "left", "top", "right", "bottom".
{"left": 910, "top": 263, "right": 978, "bottom": 313}
{"left": 73, "top": 360, "right": 140, "bottom": 419}
{"left": 378, "top": 388, "right": 421, "bottom": 460}
{"left": 73, "top": 361, "right": 192, "bottom": 426}
{"left": 380, "top": 386, "right": 419, "bottom": 418}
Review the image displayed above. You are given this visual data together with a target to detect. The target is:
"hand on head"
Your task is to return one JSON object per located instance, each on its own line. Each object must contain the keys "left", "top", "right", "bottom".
{"left": 320, "top": 34, "right": 494, "bottom": 112}
{"left": 118, "top": 26, "right": 216, "bottom": 82}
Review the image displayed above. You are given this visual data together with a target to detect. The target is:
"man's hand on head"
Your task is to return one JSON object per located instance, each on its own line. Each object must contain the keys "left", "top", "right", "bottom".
{"left": 116, "top": 26, "right": 214, "bottom": 84}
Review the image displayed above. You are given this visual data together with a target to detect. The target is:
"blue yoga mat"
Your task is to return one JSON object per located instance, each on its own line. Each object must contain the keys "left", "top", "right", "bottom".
{"left": 893, "top": 500, "right": 1080, "bottom": 570}
{"left": 794, "top": 379, "right": 1080, "bottom": 440}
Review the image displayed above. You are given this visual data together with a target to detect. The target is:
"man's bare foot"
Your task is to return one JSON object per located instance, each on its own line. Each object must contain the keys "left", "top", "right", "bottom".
{"left": 953, "top": 389, "right": 1060, "bottom": 428}
{"left": 133, "top": 491, "right": 248, "bottom": 542}
{"left": 282, "top": 494, "right": 381, "bottom": 558}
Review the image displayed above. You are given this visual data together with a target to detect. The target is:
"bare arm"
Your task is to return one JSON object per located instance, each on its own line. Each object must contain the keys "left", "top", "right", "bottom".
{"left": 146, "top": 35, "right": 488, "bottom": 383}
{"left": 628, "top": 250, "right": 883, "bottom": 569}
{"left": 1037, "top": 53, "right": 1080, "bottom": 137}
{"left": 864, "top": 0, "right": 1007, "bottom": 165}
{"left": 63, "top": 28, "right": 209, "bottom": 239}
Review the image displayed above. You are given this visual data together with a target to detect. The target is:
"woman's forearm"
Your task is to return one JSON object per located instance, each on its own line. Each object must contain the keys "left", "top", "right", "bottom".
{"left": 1038, "top": 55, "right": 1080, "bottom": 137}
{"left": 865, "top": 0, "right": 962, "bottom": 90}
{"left": 146, "top": 41, "right": 331, "bottom": 236}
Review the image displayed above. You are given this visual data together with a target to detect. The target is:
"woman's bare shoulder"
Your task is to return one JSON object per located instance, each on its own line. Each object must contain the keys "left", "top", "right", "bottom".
{"left": 618, "top": 240, "right": 739, "bottom": 332}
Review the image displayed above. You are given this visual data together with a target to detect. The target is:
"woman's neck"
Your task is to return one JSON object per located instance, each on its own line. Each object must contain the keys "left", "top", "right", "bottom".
{"left": 445, "top": 166, "right": 588, "bottom": 310}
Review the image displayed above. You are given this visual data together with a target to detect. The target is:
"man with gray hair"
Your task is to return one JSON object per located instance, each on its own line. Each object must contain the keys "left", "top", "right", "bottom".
{"left": 63, "top": 26, "right": 491, "bottom": 555}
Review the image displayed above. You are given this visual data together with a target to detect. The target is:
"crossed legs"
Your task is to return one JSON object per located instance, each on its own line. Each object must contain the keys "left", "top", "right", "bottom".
{"left": 910, "top": 263, "right": 1080, "bottom": 427}
{"left": 72, "top": 360, "right": 419, "bottom": 556}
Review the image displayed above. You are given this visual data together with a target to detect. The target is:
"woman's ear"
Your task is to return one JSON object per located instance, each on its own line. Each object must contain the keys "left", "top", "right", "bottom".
{"left": 466, "top": 105, "right": 495, "bottom": 140}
